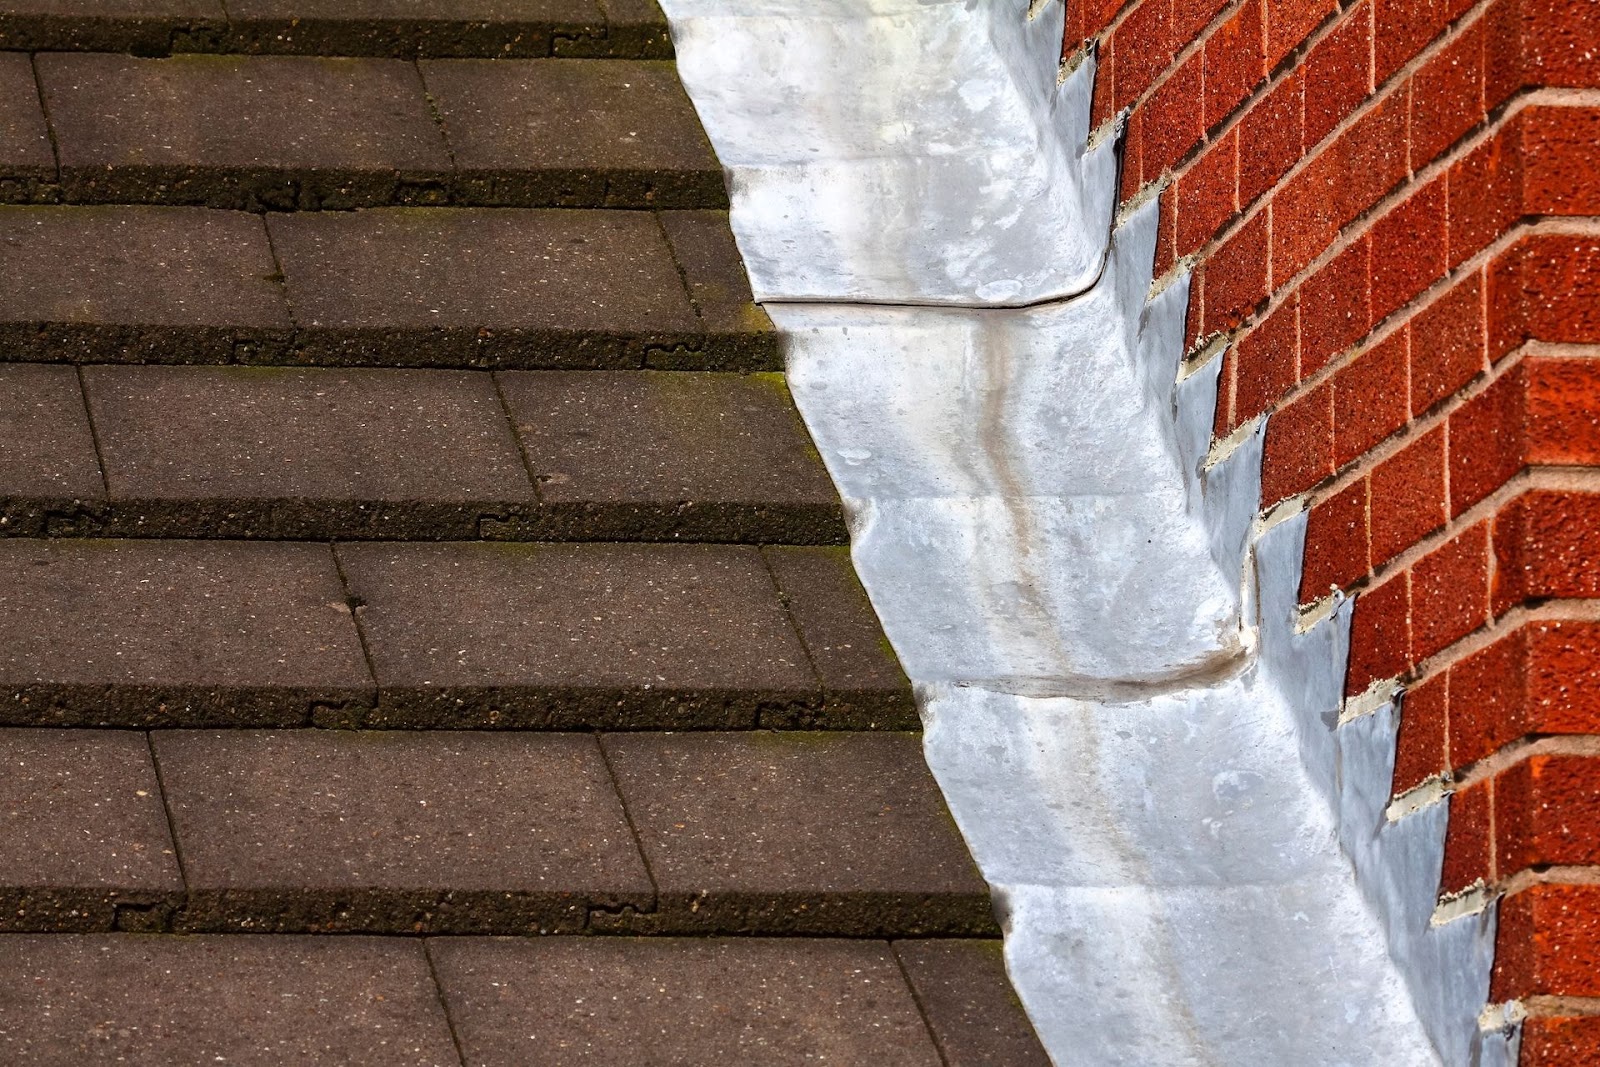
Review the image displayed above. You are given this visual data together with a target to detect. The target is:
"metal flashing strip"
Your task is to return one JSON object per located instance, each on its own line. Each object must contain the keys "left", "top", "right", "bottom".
{"left": 658, "top": 1, "right": 1511, "bottom": 1062}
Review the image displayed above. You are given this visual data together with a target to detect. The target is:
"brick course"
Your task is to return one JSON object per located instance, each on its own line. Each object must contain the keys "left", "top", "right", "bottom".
{"left": 1078, "top": 0, "right": 1600, "bottom": 1049}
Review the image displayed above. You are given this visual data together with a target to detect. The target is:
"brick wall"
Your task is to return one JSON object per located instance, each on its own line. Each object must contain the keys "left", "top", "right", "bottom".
{"left": 1066, "top": 0, "right": 1600, "bottom": 1059}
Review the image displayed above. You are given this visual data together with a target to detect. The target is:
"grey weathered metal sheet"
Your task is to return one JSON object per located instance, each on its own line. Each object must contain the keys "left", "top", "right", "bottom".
{"left": 666, "top": 0, "right": 1117, "bottom": 305}
{"left": 658, "top": 1, "right": 1509, "bottom": 1062}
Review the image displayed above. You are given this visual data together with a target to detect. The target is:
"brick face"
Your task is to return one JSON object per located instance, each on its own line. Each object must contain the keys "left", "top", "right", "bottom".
{"left": 1303, "top": 3, "right": 1371, "bottom": 147}
{"left": 1332, "top": 332, "right": 1407, "bottom": 467}
{"left": 1493, "top": 883, "right": 1600, "bottom": 1000}
{"left": 1202, "top": 0, "right": 1267, "bottom": 129}
{"left": 1300, "top": 476, "right": 1369, "bottom": 600}
{"left": 1409, "top": 521, "right": 1489, "bottom": 661}
{"left": 1236, "top": 71, "right": 1302, "bottom": 209}
{"left": 1176, "top": 135, "right": 1238, "bottom": 254}
{"left": 1408, "top": 19, "right": 1484, "bottom": 167}
{"left": 1299, "top": 239, "right": 1370, "bottom": 376}
{"left": 1260, "top": 376, "right": 1331, "bottom": 503}
{"left": 1493, "top": 490, "right": 1600, "bottom": 614}
{"left": 1078, "top": 0, "right": 1600, "bottom": 1036}
{"left": 1347, "top": 573, "right": 1409, "bottom": 694}
{"left": 1496, "top": 755, "right": 1600, "bottom": 874}
{"left": 1368, "top": 178, "right": 1446, "bottom": 326}
{"left": 1447, "top": 621, "right": 1600, "bottom": 768}
{"left": 1392, "top": 671, "right": 1447, "bottom": 793}
{"left": 1368, "top": 427, "right": 1447, "bottom": 566}
{"left": 1263, "top": 0, "right": 1335, "bottom": 69}
{"left": 1440, "top": 778, "right": 1492, "bottom": 893}
{"left": 1522, "top": 1016, "right": 1600, "bottom": 1067}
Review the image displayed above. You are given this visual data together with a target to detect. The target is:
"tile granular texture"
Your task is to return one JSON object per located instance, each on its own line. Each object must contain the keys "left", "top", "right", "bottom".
{"left": 0, "top": 934, "right": 460, "bottom": 1066}
{"left": 0, "top": 206, "right": 290, "bottom": 364}
{"left": 0, "top": 0, "right": 227, "bottom": 53}
{"left": 657, "top": 210, "right": 779, "bottom": 369}
{"left": 0, "top": 55, "right": 54, "bottom": 202}
{"left": 0, "top": 729, "right": 181, "bottom": 932}
{"left": 422, "top": 59, "right": 723, "bottom": 208}
{"left": 38, "top": 54, "right": 450, "bottom": 210}
{"left": 595, "top": 0, "right": 669, "bottom": 56}
{"left": 430, "top": 936, "right": 946, "bottom": 1066}
{"left": 83, "top": 365, "right": 535, "bottom": 539}
{"left": 895, "top": 940, "right": 1051, "bottom": 1066}
{"left": 267, "top": 207, "right": 702, "bottom": 368}
{"left": 0, "top": 365, "right": 104, "bottom": 536}
{"left": 601, "top": 731, "right": 996, "bottom": 935}
{"left": 497, "top": 370, "right": 843, "bottom": 543}
{"left": 153, "top": 730, "right": 653, "bottom": 933}
{"left": 764, "top": 546, "right": 917, "bottom": 728}
{"left": 0, "top": 13, "right": 1019, "bottom": 1058}
{"left": 336, "top": 541, "right": 816, "bottom": 728}
{"left": 0, "top": 539, "right": 372, "bottom": 727}
{"left": 223, "top": 0, "right": 607, "bottom": 58}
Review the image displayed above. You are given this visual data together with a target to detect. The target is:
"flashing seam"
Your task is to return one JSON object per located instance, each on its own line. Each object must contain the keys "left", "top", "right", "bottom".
{"left": 657, "top": 1, "right": 1514, "bottom": 1063}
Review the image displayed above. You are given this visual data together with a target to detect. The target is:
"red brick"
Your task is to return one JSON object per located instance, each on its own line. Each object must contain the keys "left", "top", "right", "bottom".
{"left": 1492, "top": 489, "right": 1600, "bottom": 614}
{"left": 1113, "top": 0, "right": 1173, "bottom": 112}
{"left": 1234, "top": 294, "right": 1298, "bottom": 420}
{"left": 1120, "top": 107, "right": 1145, "bottom": 203}
{"left": 1299, "top": 238, "right": 1371, "bottom": 376}
{"left": 1519, "top": 0, "right": 1600, "bottom": 92}
{"left": 1347, "top": 571, "right": 1410, "bottom": 693}
{"left": 1447, "top": 625, "right": 1528, "bottom": 768}
{"left": 1447, "top": 362, "right": 1525, "bottom": 516}
{"left": 1410, "top": 270, "right": 1486, "bottom": 415}
{"left": 1369, "top": 426, "right": 1447, "bottom": 566}
{"left": 1531, "top": 362, "right": 1600, "bottom": 440}
{"left": 1492, "top": 234, "right": 1600, "bottom": 353}
{"left": 1235, "top": 71, "right": 1302, "bottom": 210}
{"left": 1440, "top": 778, "right": 1492, "bottom": 893}
{"left": 1080, "top": 0, "right": 1133, "bottom": 41}
{"left": 1176, "top": 132, "right": 1238, "bottom": 255}
{"left": 1064, "top": 1, "right": 1086, "bottom": 50}
{"left": 1526, "top": 620, "right": 1600, "bottom": 738}
{"left": 1410, "top": 522, "right": 1490, "bottom": 661}
{"left": 1202, "top": 210, "right": 1271, "bottom": 332}
{"left": 1187, "top": 262, "right": 1206, "bottom": 353}
{"left": 1156, "top": 184, "right": 1179, "bottom": 276}
{"left": 1299, "top": 476, "right": 1369, "bottom": 601}
{"left": 1447, "top": 121, "right": 1524, "bottom": 270}
{"left": 1480, "top": 0, "right": 1523, "bottom": 112}
{"left": 1271, "top": 163, "right": 1340, "bottom": 287}
{"left": 1498, "top": 755, "right": 1600, "bottom": 876}
{"left": 1333, "top": 330, "right": 1408, "bottom": 467}
{"left": 1328, "top": 92, "right": 1411, "bottom": 233}
{"left": 1408, "top": 19, "right": 1485, "bottom": 169}
{"left": 1493, "top": 884, "right": 1600, "bottom": 999}
{"left": 1369, "top": 177, "right": 1447, "bottom": 325}
{"left": 1261, "top": 378, "right": 1333, "bottom": 503}
{"left": 1524, "top": 105, "right": 1600, "bottom": 217}
{"left": 1172, "top": 0, "right": 1232, "bottom": 46}
{"left": 1274, "top": 92, "right": 1408, "bottom": 286}
{"left": 1522, "top": 1016, "right": 1600, "bottom": 1067}
{"left": 1264, "top": 0, "right": 1336, "bottom": 69}
{"left": 1091, "top": 36, "right": 1117, "bottom": 129}
{"left": 1480, "top": 0, "right": 1528, "bottom": 111}
{"left": 1393, "top": 671, "right": 1447, "bottom": 794}
{"left": 1373, "top": 0, "right": 1474, "bottom": 85}
{"left": 1202, "top": 0, "right": 1267, "bottom": 129}
{"left": 1142, "top": 51, "right": 1206, "bottom": 181}
{"left": 1304, "top": 3, "right": 1372, "bottom": 147}
{"left": 1456, "top": 635, "right": 1600, "bottom": 776}
{"left": 1214, "top": 346, "right": 1238, "bottom": 434}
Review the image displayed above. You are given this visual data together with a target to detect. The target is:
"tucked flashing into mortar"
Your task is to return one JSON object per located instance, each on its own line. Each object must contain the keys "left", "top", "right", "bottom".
{"left": 658, "top": 0, "right": 1509, "bottom": 1062}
